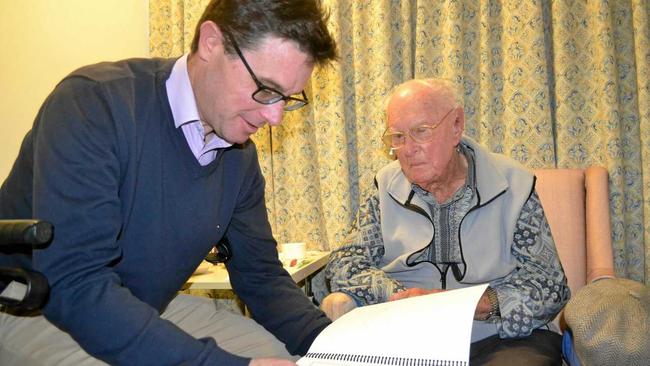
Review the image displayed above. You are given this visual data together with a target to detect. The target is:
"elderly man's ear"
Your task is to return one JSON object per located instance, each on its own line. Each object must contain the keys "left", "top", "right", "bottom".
{"left": 452, "top": 106, "right": 465, "bottom": 140}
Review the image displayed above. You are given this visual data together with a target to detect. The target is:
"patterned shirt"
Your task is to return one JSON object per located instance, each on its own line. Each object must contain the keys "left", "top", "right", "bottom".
{"left": 407, "top": 144, "right": 477, "bottom": 282}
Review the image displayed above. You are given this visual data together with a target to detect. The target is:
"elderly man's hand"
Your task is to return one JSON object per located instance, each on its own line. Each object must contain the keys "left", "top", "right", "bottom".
{"left": 249, "top": 358, "right": 296, "bottom": 366}
{"left": 473, "top": 290, "right": 496, "bottom": 321}
{"left": 389, "top": 288, "right": 445, "bottom": 301}
{"left": 320, "top": 292, "right": 357, "bottom": 321}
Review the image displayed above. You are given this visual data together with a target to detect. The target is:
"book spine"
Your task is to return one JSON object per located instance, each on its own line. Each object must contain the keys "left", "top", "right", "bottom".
{"left": 304, "top": 352, "right": 467, "bottom": 366}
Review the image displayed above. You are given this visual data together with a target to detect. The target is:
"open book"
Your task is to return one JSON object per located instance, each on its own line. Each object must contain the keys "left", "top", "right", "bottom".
{"left": 298, "top": 284, "right": 488, "bottom": 366}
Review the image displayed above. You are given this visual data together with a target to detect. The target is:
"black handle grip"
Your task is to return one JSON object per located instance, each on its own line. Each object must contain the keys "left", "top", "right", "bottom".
{"left": 0, "top": 267, "right": 50, "bottom": 311}
{"left": 0, "top": 220, "right": 53, "bottom": 246}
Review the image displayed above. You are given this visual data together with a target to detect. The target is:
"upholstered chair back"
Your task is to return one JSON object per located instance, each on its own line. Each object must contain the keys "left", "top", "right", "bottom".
{"left": 534, "top": 167, "right": 616, "bottom": 328}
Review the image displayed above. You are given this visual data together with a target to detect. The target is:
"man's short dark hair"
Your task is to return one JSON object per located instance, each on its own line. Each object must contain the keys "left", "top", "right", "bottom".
{"left": 191, "top": 0, "right": 337, "bottom": 66}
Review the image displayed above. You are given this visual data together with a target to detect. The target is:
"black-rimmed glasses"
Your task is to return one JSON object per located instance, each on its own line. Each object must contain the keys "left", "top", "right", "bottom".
{"left": 224, "top": 32, "right": 309, "bottom": 111}
{"left": 382, "top": 107, "right": 456, "bottom": 150}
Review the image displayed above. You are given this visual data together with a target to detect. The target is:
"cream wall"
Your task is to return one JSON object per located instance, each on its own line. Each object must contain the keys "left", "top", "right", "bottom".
{"left": 0, "top": 0, "right": 150, "bottom": 180}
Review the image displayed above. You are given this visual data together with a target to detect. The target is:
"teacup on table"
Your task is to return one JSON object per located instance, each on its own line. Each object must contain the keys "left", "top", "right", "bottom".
{"left": 279, "top": 242, "right": 306, "bottom": 267}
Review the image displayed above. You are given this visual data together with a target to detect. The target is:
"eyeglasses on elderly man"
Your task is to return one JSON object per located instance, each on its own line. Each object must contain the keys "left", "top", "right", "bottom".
{"left": 381, "top": 107, "right": 457, "bottom": 150}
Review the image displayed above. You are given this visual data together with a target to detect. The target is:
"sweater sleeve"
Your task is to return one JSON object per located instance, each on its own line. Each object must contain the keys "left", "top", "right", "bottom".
{"left": 324, "top": 191, "right": 406, "bottom": 305}
{"left": 223, "top": 145, "right": 331, "bottom": 356}
{"left": 31, "top": 77, "right": 248, "bottom": 366}
{"left": 490, "top": 190, "right": 571, "bottom": 338}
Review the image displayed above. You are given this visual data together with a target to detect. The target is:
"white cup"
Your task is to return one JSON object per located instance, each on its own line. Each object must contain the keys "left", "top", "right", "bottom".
{"left": 280, "top": 242, "right": 306, "bottom": 265}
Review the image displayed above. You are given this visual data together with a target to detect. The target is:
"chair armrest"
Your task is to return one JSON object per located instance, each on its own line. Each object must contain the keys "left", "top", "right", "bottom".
{"left": 0, "top": 268, "right": 49, "bottom": 311}
{"left": 0, "top": 220, "right": 53, "bottom": 247}
{"left": 584, "top": 167, "right": 615, "bottom": 282}
{"left": 0, "top": 219, "right": 53, "bottom": 311}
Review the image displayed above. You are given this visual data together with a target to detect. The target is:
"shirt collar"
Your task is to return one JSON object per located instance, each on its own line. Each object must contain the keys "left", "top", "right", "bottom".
{"left": 166, "top": 54, "right": 200, "bottom": 128}
{"left": 166, "top": 54, "right": 232, "bottom": 148}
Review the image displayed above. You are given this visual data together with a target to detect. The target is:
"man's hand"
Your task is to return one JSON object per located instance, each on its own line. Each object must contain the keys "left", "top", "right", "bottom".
{"left": 249, "top": 358, "right": 296, "bottom": 366}
{"left": 320, "top": 292, "right": 357, "bottom": 321}
{"left": 388, "top": 288, "right": 445, "bottom": 301}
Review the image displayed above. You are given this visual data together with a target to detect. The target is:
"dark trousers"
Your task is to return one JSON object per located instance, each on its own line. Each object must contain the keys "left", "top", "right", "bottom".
{"left": 470, "top": 329, "right": 563, "bottom": 366}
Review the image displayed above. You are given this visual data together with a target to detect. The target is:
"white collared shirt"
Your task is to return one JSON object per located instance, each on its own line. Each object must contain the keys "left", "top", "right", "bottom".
{"left": 166, "top": 54, "right": 232, "bottom": 166}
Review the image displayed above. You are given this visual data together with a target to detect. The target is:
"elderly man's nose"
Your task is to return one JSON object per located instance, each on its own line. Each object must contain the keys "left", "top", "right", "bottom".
{"left": 401, "top": 136, "right": 419, "bottom": 155}
{"left": 406, "top": 133, "right": 421, "bottom": 146}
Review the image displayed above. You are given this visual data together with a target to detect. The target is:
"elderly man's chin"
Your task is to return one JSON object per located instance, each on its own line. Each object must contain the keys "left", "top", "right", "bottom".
{"left": 404, "top": 167, "right": 441, "bottom": 187}
{"left": 403, "top": 163, "right": 430, "bottom": 175}
{"left": 403, "top": 170, "right": 430, "bottom": 185}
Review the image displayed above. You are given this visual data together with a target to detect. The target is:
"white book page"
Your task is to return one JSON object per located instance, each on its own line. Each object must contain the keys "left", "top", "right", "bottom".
{"left": 299, "top": 284, "right": 488, "bottom": 366}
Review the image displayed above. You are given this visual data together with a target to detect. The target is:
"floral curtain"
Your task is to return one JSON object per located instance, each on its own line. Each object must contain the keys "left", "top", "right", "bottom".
{"left": 149, "top": 0, "right": 649, "bottom": 284}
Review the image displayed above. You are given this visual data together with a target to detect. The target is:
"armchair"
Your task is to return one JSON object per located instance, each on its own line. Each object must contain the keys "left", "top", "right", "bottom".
{"left": 533, "top": 166, "right": 616, "bottom": 328}
{"left": 0, "top": 220, "right": 53, "bottom": 311}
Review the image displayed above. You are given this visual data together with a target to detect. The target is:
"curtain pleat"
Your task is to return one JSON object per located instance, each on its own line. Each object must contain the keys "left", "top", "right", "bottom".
{"left": 149, "top": 0, "right": 649, "bottom": 283}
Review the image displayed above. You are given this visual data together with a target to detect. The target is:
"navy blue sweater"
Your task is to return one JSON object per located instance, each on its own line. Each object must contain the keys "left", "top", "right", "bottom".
{"left": 0, "top": 58, "right": 330, "bottom": 365}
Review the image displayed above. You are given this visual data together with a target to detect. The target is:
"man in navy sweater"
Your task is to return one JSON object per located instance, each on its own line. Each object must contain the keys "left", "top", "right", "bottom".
{"left": 0, "top": 1, "right": 337, "bottom": 365}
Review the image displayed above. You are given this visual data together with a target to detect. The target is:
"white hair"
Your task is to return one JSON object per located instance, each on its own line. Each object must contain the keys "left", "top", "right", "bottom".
{"left": 385, "top": 77, "right": 462, "bottom": 111}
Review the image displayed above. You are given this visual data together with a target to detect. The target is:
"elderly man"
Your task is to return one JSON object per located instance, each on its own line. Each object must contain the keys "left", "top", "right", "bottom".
{"left": 0, "top": 1, "right": 336, "bottom": 365}
{"left": 321, "top": 79, "right": 569, "bottom": 365}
